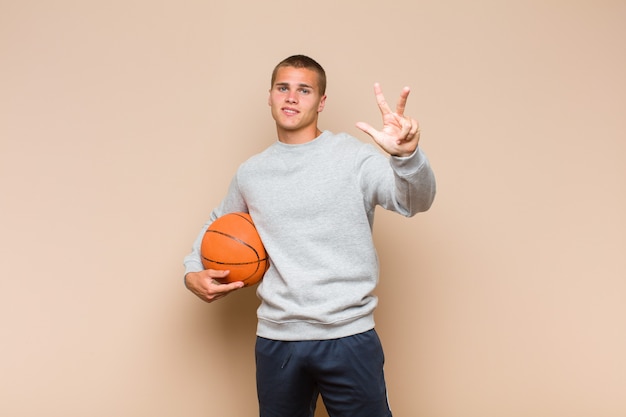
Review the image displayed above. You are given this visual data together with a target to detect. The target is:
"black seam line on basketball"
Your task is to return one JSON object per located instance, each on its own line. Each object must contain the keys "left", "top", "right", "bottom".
{"left": 202, "top": 255, "right": 266, "bottom": 283}
{"left": 205, "top": 229, "right": 263, "bottom": 258}
{"left": 201, "top": 257, "right": 268, "bottom": 266}
{"left": 233, "top": 212, "right": 254, "bottom": 227}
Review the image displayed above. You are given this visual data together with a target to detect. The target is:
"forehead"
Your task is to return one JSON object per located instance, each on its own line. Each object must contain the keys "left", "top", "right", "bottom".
{"left": 273, "top": 66, "right": 320, "bottom": 89}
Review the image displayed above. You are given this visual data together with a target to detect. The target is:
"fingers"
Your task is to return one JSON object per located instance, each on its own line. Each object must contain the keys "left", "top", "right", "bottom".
{"left": 395, "top": 86, "right": 411, "bottom": 117}
{"left": 373, "top": 83, "right": 392, "bottom": 115}
{"left": 389, "top": 116, "right": 419, "bottom": 147}
{"left": 208, "top": 270, "right": 244, "bottom": 292}
{"left": 403, "top": 118, "right": 421, "bottom": 144}
{"left": 396, "top": 116, "right": 412, "bottom": 144}
{"left": 187, "top": 269, "right": 244, "bottom": 303}
{"left": 408, "top": 118, "right": 420, "bottom": 139}
{"left": 212, "top": 279, "right": 245, "bottom": 292}
{"left": 373, "top": 83, "right": 411, "bottom": 117}
{"left": 204, "top": 280, "right": 244, "bottom": 303}
{"left": 209, "top": 269, "right": 231, "bottom": 280}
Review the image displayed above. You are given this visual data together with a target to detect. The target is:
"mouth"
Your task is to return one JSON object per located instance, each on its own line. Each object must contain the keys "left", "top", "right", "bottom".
{"left": 282, "top": 107, "right": 299, "bottom": 116}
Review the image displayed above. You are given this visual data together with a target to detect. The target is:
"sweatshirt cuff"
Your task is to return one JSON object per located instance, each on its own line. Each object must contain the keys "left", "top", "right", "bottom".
{"left": 390, "top": 147, "right": 427, "bottom": 176}
{"left": 183, "top": 257, "right": 205, "bottom": 276}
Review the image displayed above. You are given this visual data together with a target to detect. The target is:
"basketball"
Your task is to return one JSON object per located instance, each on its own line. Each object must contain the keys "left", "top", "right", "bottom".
{"left": 200, "top": 212, "right": 269, "bottom": 286}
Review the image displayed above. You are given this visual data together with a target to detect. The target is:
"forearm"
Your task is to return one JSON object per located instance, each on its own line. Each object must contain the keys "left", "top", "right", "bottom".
{"left": 391, "top": 147, "right": 436, "bottom": 215}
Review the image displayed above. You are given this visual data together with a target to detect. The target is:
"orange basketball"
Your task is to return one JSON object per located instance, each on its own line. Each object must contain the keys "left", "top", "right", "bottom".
{"left": 200, "top": 212, "right": 269, "bottom": 286}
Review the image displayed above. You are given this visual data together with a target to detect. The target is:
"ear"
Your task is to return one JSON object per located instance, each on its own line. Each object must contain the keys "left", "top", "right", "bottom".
{"left": 267, "top": 90, "right": 272, "bottom": 107}
{"left": 318, "top": 95, "right": 327, "bottom": 113}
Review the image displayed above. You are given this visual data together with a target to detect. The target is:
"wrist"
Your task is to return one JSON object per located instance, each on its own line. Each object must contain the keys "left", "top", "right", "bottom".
{"left": 392, "top": 147, "right": 417, "bottom": 158}
{"left": 183, "top": 272, "right": 196, "bottom": 289}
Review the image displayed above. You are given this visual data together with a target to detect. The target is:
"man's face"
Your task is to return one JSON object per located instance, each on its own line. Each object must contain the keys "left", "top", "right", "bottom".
{"left": 268, "top": 66, "right": 326, "bottom": 137}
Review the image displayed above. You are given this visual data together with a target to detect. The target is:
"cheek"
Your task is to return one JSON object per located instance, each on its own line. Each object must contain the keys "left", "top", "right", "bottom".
{"left": 268, "top": 91, "right": 280, "bottom": 107}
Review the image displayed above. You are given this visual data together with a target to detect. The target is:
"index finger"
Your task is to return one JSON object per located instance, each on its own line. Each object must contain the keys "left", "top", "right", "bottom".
{"left": 395, "top": 86, "right": 411, "bottom": 117}
{"left": 373, "top": 83, "right": 393, "bottom": 115}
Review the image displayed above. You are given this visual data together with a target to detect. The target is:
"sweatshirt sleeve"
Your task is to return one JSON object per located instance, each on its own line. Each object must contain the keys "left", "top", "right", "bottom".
{"left": 182, "top": 217, "right": 213, "bottom": 275}
{"left": 358, "top": 144, "right": 436, "bottom": 218}
{"left": 389, "top": 146, "right": 437, "bottom": 216}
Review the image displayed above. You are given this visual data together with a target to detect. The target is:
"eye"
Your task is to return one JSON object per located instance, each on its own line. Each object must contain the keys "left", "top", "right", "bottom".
{"left": 278, "top": 86, "right": 288, "bottom": 92}
{"left": 299, "top": 88, "right": 311, "bottom": 94}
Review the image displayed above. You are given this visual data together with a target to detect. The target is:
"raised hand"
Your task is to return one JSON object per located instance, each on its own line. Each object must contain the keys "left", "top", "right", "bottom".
{"left": 356, "top": 83, "right": 421, "bottom": 157}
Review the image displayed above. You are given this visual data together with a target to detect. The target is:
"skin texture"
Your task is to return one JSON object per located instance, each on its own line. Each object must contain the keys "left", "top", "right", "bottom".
{"left": 185, "top": 65, "right": 421, "bottom": 303}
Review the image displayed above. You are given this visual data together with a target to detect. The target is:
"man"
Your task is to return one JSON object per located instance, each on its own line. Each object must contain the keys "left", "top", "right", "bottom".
{"left": 184, "top": 55, "right": 436, "bottom": 417}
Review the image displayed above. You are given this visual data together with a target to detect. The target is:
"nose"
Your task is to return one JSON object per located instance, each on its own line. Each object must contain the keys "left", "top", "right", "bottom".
{"left": 285, "top": 91, "right": 297, "bottom": 104}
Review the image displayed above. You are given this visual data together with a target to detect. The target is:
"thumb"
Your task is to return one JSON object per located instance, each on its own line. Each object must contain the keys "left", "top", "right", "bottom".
{"left": 208, "top": 269, "right": 231, "bottom": 278}
{"left": 355, "top": 121, "right": 377, "bottom": 138}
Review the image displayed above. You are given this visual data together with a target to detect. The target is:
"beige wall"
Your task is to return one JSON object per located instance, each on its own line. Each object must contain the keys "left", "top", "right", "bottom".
{"left": 1, "top": 1, "right": 625, "bottom": 416}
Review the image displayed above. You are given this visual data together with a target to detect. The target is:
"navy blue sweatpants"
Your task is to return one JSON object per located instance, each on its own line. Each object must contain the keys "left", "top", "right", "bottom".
{"left": 255, "top": 329, "right": 393, "bottom": 417}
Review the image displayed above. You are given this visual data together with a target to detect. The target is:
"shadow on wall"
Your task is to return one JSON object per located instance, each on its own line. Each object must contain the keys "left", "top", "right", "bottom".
{"left": 215, "top": 285, "right": 259, "bottom": 336}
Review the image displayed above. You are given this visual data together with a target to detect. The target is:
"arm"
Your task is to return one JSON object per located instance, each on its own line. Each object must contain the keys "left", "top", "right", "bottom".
{"left": 182, "top": 176, "right": 248, "bottom": 303}
{"left": 357, "top": 83, "right": 435, "bottom": 216}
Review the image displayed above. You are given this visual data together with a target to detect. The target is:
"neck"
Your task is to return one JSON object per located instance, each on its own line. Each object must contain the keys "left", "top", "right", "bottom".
{"left": 277, "top": 127, "right": 322, "bottom": 144}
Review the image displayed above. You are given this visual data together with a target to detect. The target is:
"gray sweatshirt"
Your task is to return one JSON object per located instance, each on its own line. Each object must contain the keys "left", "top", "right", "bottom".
{"left": 183, "top": 130, "right": 436, "bottom": 341}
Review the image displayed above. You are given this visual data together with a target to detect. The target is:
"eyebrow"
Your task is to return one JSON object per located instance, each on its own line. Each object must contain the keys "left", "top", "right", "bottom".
{"left": 275, "top": 82, "right": 315, "bottom": 90}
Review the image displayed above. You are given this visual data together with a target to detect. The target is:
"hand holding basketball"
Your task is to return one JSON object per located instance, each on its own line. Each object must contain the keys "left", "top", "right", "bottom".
{"left": 184, "top": 270, "right": 244, "bottom": 303}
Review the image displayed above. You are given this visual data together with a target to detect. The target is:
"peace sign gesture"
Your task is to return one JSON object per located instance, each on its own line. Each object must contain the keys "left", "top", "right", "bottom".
{"left": 356, "top": 83, "right": 421, "bottom": 157}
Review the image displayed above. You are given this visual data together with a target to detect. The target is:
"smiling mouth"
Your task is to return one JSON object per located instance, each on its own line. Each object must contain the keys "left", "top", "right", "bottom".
{"left": 282, "top": 108, "right": 299, "bottom": 115}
